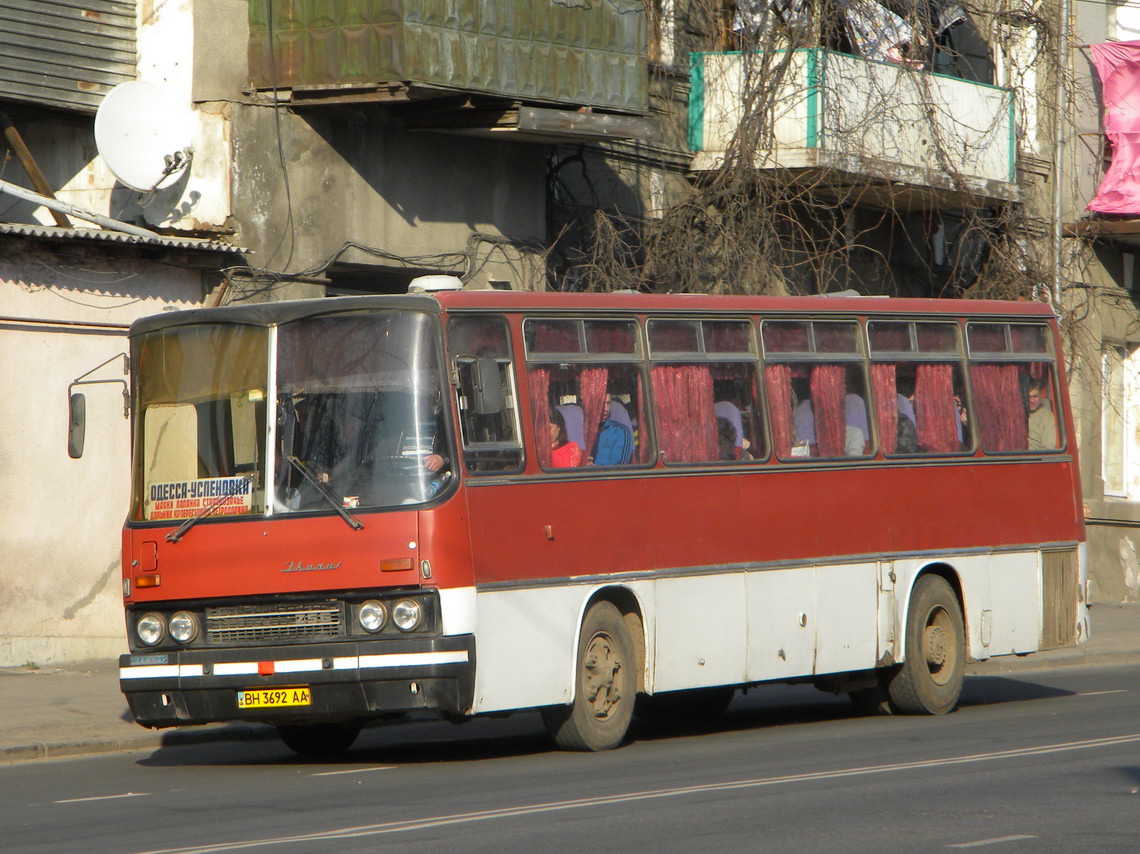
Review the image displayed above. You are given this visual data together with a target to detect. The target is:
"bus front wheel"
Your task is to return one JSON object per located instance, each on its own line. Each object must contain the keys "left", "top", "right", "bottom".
{"left": 888, "top": 575, "right": 965, "bottom": 715}
{"left": 542, "top": 601, "right": 635, "bottom": 751}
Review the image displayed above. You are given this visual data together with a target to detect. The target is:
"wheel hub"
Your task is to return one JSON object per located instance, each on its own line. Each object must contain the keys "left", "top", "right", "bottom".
{"left": 583, "top": 634, "right": 623, "bottom": 720}
{"left": 923, "top": 624, "right": 948, "bottom": 669}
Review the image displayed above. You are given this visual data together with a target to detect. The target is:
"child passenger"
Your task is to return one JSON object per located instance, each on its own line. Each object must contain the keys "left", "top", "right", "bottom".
{"left": 550, "top": 408, "right": 583, "bottom": 468}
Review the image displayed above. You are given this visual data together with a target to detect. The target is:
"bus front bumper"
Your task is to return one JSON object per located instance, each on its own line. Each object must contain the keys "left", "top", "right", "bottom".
{"left": 118, "top": 635, "right": 475, "bottom": 728}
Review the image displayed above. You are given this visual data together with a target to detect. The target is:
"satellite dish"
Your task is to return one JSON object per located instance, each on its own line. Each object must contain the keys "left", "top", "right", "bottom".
{"left": 95, "top": 81, "right": 194, "bottom": 192}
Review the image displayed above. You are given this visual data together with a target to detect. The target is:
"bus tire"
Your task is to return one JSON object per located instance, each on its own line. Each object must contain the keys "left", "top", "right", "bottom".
{"left": 277, "top": 720, "right": 362, "bottom": 756}
{"left": 541, "top": 601, "right": 635, "bottom": 751}
{"left": 887, "top": 575, "right": 965, "bottom": 715}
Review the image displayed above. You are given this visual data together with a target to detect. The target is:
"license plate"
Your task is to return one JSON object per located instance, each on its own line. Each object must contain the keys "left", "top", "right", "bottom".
{"left": 237, "top": 686, "right": 311, "bottom": 709}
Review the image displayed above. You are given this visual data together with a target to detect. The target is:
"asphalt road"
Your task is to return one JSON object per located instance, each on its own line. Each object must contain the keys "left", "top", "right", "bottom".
{"left": 3, "top": 664, "right": 1138, "bottom": 854}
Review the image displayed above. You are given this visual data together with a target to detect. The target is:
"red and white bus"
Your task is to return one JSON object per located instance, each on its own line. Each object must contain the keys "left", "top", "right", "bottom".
{"left": 117, "top": 283, "right": 1088, "bottom": 754}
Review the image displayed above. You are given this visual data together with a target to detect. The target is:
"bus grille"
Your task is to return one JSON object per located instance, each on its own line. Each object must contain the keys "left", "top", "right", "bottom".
{"left": 205, "top": 602, "right": 343, "bottom": 644}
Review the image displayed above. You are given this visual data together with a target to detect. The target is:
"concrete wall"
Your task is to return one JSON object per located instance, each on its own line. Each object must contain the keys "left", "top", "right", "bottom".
{"left": 0, "top": 242, "right": 205, "bottom": 665}
{"left": 1063, "top": 0, "right": 1140, "bottom": 603}
{"left": 227, "top": 104, "right": 548, "bottom": 289}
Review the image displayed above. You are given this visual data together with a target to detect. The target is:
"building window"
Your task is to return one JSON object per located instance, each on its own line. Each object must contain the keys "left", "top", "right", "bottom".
{"left": 1103, "top": 344, "right": 1138, "bottom": 498}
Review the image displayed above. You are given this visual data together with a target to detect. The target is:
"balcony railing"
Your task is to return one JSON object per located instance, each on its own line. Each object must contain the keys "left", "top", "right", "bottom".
{"left": 689, "top": 49, "right": 1017, "bottom": 207}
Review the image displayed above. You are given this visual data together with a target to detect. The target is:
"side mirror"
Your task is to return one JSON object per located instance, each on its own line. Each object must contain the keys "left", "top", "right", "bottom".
{"left": 471, "top": 357, "right": 503, "bottom": 415}
{"left": 68, "top": 392, "right": 86, "bottom": 459}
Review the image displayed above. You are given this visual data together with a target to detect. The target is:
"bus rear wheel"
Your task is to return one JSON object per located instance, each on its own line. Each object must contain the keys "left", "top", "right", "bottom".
{"left": 542, "top": 601, "right": 635, "bottom": 751}
{"left": 887, "top": 575, "right": 964, "bottom": 715}
{"left": 277, "top": 720, "right": 362, "bottom": 756}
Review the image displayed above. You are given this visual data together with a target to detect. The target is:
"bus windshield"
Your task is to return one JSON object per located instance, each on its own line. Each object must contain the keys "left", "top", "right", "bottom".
{"left": 133, "top": 310, "right": 446, "bottom": 523}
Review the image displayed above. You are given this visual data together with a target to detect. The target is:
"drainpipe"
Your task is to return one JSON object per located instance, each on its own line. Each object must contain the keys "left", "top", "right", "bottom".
{"left": 0, "top": 178, "right": 160, "bottom": 239}
{"left": 1053, "top": 0, "right": 1071, "bottom": 311}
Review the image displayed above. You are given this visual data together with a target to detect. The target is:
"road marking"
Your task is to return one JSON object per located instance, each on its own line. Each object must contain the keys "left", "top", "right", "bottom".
{"left": 310, "top": 766, "right": 395, "bottom": 777}
{"left": 948, "top": 835, "right": 1038, "bottom": 848}
{"left": 130, "top": 733, "right": 1140, "bottom": 854}
{"left": 55, "top": 792, "right": 150, "bottom": 804}
{"left": 1077, "top": 689, "right": 1128, "bottom": 697}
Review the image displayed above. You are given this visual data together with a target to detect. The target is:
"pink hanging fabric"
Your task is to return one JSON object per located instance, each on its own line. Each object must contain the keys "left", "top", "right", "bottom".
{"left": 971, "top": 363, "right": 1028, "bottom": 452}
{"left": 871, "top": 363, "right": 898, "bottom": 454}
{"left": 528, "top": 367, "right": 552, "bottom": 468}
{"left": 651, "top": 365, "right": 716, "bottom": 462}
{"left": 914, "top": 363, "right": 959, "bottom": 453}
{"left": 765, "top": 364, "right": 794, "bottom": 457}
{"left": 578, "top": 367, "right": 609, "bottom": 460}
{"left": 810, "top": 364, "right": 845, "bottom": 457}
{"left": 1088, "top": 41, "right": 1140, "bottom": 214}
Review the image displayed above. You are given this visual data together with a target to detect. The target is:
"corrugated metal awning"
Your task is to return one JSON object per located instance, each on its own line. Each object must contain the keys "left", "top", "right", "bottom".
{"left": 0, "top": 223, "right": 243, "bottom": 254}
{"left": 0, "top": 0, "right": 137, "bottom": 114}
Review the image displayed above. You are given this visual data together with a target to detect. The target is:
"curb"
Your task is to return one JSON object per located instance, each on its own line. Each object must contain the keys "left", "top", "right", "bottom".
{"left": 966, "top": 649, "right": 1140, "bottom": 676}
{"left": 0, "top": 723, "right": 274, "bottom": 765}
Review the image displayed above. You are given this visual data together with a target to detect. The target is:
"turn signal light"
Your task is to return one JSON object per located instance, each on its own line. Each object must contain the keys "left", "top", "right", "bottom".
{"left": 135, "top": 574, "right": 161, "bottom": 588}
{"left": 379, "top": 558, "right": 413, "bottom": 572}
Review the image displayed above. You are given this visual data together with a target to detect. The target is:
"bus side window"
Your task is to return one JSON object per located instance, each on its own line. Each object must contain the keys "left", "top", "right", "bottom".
{"left": 874, "top": 362, "right": 970, "bottom": 455}
{"left": 529, "top": 362, "right": 645, "bottom": 469}
{"left": 767, "top": 363, "right": 869, "bottom": 459}
{"left": 650, "top": 361, "right": 766, "bottom": 464}
{"left": 969, "top": 360, "right": 1060, "bottom": 453}
{"left": 447, "top": 316, "right": 524, "bottom": 473}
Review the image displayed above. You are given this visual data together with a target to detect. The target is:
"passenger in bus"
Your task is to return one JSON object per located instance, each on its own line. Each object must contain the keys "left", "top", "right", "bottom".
{"left": 717, "top": 417, "right": 738, "bottom": 461}
{"left": 556, "top": 403, "right": 586, "bottom": 453}
{"left": 793, "top": 389, "right": 868, "bottom": 456}
{"left": 1026, "top": 379, "right": 1057, "bottom": 451}
{"left": 550, "top": 408, "right": 583, "bottom": 468}
{"left": 592, "top": 398, "right": 634, "bottom": 465}
{"left": 791, "top": 379, "right": 816, "bottom": 456}
{"left": 714, "top": 400, "right": 745, "bottom": 459}
{"left": 896, "top": 377, "right": 919, "bottom": 454}
{"left": 954, "top": 391, "right": 968, "bottom": 446}
{"left": 844, "top": 393, "right": 869, "bottom": 455}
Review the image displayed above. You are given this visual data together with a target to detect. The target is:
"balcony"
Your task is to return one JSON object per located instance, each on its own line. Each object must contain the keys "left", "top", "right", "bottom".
{"left": 247, "top": 0, "right": 655, "bottom": 143}
{"left": 689, "top": 49, "right": 1018, "bottom": 209}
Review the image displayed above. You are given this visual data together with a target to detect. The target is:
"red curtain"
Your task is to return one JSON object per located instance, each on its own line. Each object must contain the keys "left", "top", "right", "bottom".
{"left": 765, "top": 364, "right": 793, "bottom": 457}
{"left": 635, "top": 379, "right": 650, "bottom": 463}
{"left": 971, "top": 363, "right": 1028, "bottom": 452}
{"left": 528, "top": 367, "right": 552, "bottom": 468}
{"left": 810, "top": 364, "right": 845, "bottom": 457}
{"left": 651, "top": 365, "right": 716, "bottom": 462}
{"left": 914, "top": 363, "right": 958, "bottom": 453}
{"left": 578, "top": 367, "right": 609, "bottom": 459}
{"left": 871, "top": 363, "right": 898, "bottom": 454}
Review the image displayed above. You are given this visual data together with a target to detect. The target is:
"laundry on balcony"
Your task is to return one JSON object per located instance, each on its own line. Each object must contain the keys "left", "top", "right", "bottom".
{"left": 1088, "top": 40, "right": 1140, "bottom": 216}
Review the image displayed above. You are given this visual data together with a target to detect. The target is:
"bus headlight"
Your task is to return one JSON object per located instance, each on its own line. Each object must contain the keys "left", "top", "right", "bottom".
{"left": 392, "top": 598, "right": 424, "bottom": 632}
{"left": 359, "top": 600, "right": 388, "bottom": 633}
{"left": 168, "top": 611, "right": 200, "bottom": 644}
{"left": 137, "top": 612, "right": 166, "bottom": 646}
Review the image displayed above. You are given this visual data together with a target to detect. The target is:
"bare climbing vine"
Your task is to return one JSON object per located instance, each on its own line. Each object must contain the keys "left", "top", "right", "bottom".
{"left": 546, "top": 0, "right": 1074, "bottom": 310}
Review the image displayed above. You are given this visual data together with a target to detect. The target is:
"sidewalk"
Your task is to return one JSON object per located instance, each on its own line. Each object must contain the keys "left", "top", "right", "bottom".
{"left": 3, "top": 603, "right": 1139, "bottom": 764}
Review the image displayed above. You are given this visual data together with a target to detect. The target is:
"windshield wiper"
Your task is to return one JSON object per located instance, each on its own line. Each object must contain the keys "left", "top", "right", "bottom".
{"left": 166, "top": 476, "right": 255, "bottom": 544}
{"left": 285, "top": 455, "right": 364, "bottom": 531}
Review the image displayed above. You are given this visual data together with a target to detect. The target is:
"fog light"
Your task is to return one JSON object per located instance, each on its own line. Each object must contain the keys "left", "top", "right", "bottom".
{"left": 359, "top": 600, "right": 388, "bottom": 633}
{"left": 392, "top": 598, "right": 424, "bottom": 632}
{"left": 137, "top": 612, "right": 166, "bottom": 646}
{"left": 169, "top": 611, "right": 199, "bottom": 644}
